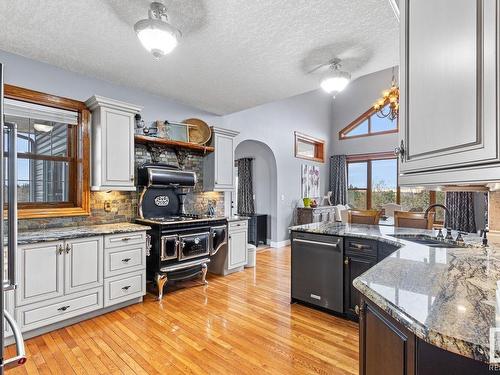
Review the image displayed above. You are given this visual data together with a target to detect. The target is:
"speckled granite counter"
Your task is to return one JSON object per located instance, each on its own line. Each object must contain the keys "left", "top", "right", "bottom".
{"left": 290, "top": 222, "right": 496, "bottom": 363}
{"left": 17, "top": 222, "right": 151, "bottom": 245}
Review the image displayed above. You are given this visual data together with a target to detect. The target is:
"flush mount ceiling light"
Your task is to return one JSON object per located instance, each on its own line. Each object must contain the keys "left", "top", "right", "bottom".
{"left": 134, "top": 2, "right": 181, "bottom": 59}
{"left": 33, "top": 123, "right": 53, "bottom": 133}
{"left": 320, "top": 58, "right": 351, "bottom": 96}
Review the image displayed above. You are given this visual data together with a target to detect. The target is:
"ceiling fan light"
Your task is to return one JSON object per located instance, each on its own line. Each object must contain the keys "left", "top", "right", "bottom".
{"left": 134, "top": 2, "right": 181, "bottom": 59}
{"left": 320, "top": 69, "right": 351, "bottom": 95}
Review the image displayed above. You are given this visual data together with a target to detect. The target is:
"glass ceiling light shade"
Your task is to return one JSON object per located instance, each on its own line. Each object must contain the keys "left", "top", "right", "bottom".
{"left": 320, "top": 59, "right": 351, "bottom": 96}
{"left": 134, "top": 2, "right": 181, "bottom": 59}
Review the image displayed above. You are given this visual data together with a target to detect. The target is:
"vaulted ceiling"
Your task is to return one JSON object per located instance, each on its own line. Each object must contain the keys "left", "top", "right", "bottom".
{"left": 0, "top": 0, "right": 399, "bottom": 115}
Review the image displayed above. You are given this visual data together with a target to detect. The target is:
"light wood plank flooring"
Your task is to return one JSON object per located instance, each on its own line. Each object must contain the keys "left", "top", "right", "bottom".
{"left": 6, "top": 246, "right": 359, "bottom": 374}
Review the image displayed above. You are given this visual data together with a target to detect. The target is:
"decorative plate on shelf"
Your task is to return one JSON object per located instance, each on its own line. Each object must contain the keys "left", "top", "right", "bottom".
{"left": 182, "top": 118, "right": 211, "bottom": 145}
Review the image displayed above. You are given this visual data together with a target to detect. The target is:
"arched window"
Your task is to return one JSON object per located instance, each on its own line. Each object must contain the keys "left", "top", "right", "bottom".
{"left": 339, "top": 104, "right": 398, "bottom": 140}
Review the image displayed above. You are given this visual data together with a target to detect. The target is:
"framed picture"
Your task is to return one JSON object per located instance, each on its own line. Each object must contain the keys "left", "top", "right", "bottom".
{"left": 301, "top": 164, "right": 320, "bottom": 198}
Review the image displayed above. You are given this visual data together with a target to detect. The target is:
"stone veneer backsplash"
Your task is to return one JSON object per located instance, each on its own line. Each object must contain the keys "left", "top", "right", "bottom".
{"left": 18, "top": 144, "right": 225, "bottom": 231}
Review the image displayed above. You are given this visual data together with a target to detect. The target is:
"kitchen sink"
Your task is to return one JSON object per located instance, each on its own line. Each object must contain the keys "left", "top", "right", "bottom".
{"left": 388, "top": 234, "right": 467, "bottom": 248}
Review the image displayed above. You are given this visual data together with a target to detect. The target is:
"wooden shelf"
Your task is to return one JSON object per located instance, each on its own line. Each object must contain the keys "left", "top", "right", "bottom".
{"left": 134, "top": 135, "right": 214, "bottom": 153}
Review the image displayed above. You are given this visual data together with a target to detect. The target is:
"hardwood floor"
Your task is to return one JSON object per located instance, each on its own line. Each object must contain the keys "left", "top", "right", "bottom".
{"left": 6, "top": 246, "right": 359, "bottom": 375}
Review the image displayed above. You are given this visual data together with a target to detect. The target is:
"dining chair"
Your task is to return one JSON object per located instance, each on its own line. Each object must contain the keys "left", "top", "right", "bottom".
{"left": 394, "top": 211, "right": 435, "bottom": 229}
{"left": 348, "top": 210, "right": 382, "bottom": 225}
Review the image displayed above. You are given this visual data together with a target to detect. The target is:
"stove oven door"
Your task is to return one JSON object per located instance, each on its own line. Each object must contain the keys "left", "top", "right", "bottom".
{"left": 210, "top": 225, "right": 228, "bottom": 255}
{"left": 179, "top": 232, "right": 210, "bottom": 261}
{"left": 161, "top": 235, "right": 179, "bottom": 261}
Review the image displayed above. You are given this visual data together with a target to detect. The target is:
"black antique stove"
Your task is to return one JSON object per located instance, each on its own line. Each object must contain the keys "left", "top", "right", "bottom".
{"left": 135, "top": 163, "right": 228, "bottom": 300}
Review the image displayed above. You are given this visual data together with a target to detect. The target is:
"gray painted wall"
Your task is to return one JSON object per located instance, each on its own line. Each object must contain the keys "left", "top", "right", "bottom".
{"left": 235, "top": 140, "right": 278, "bottom": 242}
{"left": 330, "top": 67, "right": 399, "bottom": 155}
{"left": 225, "top": 89, "right": 333, "bottom": 243}
{"left": 0, "top": 50, "right": 223, "bottom": 127}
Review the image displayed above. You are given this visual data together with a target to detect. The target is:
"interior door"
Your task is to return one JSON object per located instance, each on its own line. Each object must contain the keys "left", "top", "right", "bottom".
{"left": 64, "top": 236, "right": 103, "bottom": 294}
{"left": 399, "top": 0, "right": 499, "bottom": 173}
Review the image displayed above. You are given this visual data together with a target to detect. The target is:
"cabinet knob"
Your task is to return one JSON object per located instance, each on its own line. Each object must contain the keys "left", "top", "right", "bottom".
{"left": 58, "top": 245, "right": 64, "bottom": 255}
{"left": 344, "top": 257, "right": 349, "bottom": 265}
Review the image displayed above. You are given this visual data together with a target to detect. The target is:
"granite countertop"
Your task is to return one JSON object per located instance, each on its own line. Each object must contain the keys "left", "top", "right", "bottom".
{"left": 17, "top": 222, "right": 151, "bottom": 245}
{"left": 290, "top": 222, "right": 496, "bottom": 363}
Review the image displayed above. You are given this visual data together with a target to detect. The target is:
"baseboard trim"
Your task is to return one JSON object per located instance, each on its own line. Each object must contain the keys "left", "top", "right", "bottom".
{"left": 270, "top": 239, "right": 291, "bottom": 248}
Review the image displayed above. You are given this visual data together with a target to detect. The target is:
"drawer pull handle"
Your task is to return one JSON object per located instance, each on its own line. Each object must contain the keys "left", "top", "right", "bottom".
{"left": 122, "top": 285, "right": 131, "bottom": 291}
{"left": 355, "top": 305, "right": 360, "bottom": 315}
{"left": 122, "top": 237, "right": 131, "bottom": 242}
{"left": 58, "top": 305, "right": 70, "bottom": 312}
{"left": 57, "top": 245, "right": 64, "bottom": 255}
{"left": 122, "top": 258, "right": 132, "bottom": 263}
{"left": 65, "top": 244, "right": 71, "bottom": 254}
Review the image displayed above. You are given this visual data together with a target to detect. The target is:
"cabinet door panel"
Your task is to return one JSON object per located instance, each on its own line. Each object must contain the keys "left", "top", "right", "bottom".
{"left": 360, "top": 301, "right": 415, "bottom": 375}
{"left": 400, "top": 0, "right": 499, "bottom": 173}
{"left": 65, "top": 236, "right": 103, "bottom": 294}
{"left": 215, "top": 135, "right": 234, "bottom": 188}
{"left": 228, "top": 230, "right": 248, "bottom": 269}
{"left": 103, "top": 108, "right": 134, "bottom": 186}
{"left": 17, "top": 241, "right": 64, "bottom": 306}
{"left": 344, "top": 256, "right": 375, "bottom": 316}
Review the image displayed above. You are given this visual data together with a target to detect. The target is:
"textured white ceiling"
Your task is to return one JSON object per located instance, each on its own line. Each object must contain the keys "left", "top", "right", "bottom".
{"left": 0, "top": 0, "right": 399, "bottom": 115}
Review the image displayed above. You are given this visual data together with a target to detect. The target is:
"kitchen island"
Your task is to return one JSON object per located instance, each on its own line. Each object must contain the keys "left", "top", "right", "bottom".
{"left": 289, "top": 222, "right": 494, "bottom": 374}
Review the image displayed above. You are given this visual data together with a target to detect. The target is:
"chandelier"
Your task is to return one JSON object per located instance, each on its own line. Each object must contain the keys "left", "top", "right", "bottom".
{"left": 373, "top": 69, "right": 399, "bottom": 121}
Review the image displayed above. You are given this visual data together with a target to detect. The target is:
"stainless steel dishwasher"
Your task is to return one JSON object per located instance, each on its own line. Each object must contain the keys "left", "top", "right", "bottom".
{"left": 291, "top": 231, "right": 343, "bottom": 313}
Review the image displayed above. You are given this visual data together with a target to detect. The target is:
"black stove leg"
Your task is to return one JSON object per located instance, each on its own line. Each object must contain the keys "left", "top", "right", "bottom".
{"left": 201, "top": 263, "right": 208, "bottom": 285}
{"left": 155, "top": 272, "right": 168, "bottom": 301}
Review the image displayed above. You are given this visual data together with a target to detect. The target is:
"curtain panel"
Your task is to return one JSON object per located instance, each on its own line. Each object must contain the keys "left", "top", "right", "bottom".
{"left": 329, "top": 155, "right": 347, "bottom": 205}
{"left": 236, "top": 158, "right": 255, "bottom": 215}
{"left": 445, "top": 191, "right": 476, "bottom": 233}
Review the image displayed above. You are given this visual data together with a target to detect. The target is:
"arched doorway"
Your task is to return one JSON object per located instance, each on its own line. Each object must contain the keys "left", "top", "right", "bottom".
{"left": 234, "top": 140, "right": 278, "bottom": 245}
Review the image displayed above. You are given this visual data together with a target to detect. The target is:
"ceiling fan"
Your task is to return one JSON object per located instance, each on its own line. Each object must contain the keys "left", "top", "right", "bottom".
{"left": 309, "top": 58, "right": 351, "bottom": 97}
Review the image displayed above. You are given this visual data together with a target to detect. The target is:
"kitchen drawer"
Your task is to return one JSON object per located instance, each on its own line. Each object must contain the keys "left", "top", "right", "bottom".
{"left": 345, "top": 237, "right": 377, "bottom": 258}
{"left": 104, "top": 231, "right": 146, "bottom": 249}
{"left": 229, "top": 220, "right": 248, "bottom": 231}
{"left": 16, "top": 288, "right": 102, "bottom": 332}
{"left": 104, "top": 243, "right": 146, "bottom": 278}
{"left": 104, "top": 271, "right": 145, "bottom": 307}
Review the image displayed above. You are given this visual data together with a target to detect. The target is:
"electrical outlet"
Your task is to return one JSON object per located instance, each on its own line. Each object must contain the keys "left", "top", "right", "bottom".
{"left": 104, "top": 200, "right": 112, "bottom": 213}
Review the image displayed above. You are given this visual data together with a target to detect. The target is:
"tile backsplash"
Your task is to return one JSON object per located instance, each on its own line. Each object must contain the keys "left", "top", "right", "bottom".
{"left": 18, "top": 145, "right": 224, "bottom": 231}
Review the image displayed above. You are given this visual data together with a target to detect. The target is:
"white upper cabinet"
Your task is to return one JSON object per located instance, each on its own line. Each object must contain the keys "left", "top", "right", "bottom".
{"left": 204, "top": 127, "right": 239, "bottom": 191}
{"left": 399, "top": 0, "right": 500, "bottom": 185}
{"left": 85, "top": 96, "right": 142, "bottom": 191}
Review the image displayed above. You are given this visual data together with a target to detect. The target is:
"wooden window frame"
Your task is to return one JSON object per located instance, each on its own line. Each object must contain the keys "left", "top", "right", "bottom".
{"left": 346, "top": 152, "right": 442, "bottom": 223}
{"left": 294, "top": 132, "right": 325, "bottom": 163}
{"left": 339, "top": 101, "right": 399, "bottom": 140}
{"left": 4, "top": 84, "right": 91, "bottom": 219}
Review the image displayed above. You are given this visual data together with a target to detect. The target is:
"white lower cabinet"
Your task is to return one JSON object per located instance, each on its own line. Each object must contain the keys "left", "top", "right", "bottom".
{"left": 16, "top": 288, "right": 103, "bottom": 332}
{"left": 228, "top": 220, "right": 248, "bottom": 270}
{"left": 17, "top": 241, "right": 65, "bottom": 307}
{"left": 104, "top": 271, "right": 146, "bottom": 307}
{"left": 14, "top": 230, "right": 147, "bottom": 335}
{"left": 64, "top": 237, "right": 103, "bottom": 294}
